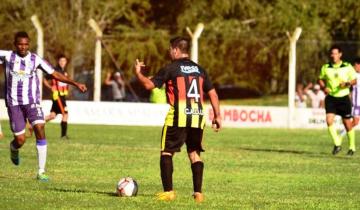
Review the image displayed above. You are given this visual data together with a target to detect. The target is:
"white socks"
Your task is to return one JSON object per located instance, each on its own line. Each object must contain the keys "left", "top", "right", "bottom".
{"left": 36, "top": 139, "right": 47, "bottom": 174}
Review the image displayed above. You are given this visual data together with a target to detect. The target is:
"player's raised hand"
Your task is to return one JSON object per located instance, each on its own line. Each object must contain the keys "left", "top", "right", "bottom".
{"left": 76, "top": 83, "right": 87, "bottom": 92}
{"left": 135, "top": 59, "right": 145, "bottom": 75}
{"left": 212, "top": 116, "right": 222, "bottom": 132}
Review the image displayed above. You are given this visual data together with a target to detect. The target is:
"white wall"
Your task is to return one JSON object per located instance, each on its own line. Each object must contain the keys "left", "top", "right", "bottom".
{"left": 0, "top": 99, "right": 344, "bottom": 129}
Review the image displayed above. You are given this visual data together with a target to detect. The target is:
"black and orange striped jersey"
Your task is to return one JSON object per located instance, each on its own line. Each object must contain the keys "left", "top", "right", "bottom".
{"left": 46, "top": 66, "right": 69, "bottom": 100}
{"left": 151, "top": 58, "right": 214, "bottom": 129}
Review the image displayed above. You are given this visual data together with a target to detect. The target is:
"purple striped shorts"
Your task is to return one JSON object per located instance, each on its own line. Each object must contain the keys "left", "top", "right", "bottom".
{"left": 7, "top": 104, "right": 45, "bottom": 136}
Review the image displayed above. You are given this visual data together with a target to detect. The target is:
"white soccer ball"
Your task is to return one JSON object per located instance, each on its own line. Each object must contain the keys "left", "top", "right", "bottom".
{"left": 116, "top": 177, "right": 138, "bottom": 197}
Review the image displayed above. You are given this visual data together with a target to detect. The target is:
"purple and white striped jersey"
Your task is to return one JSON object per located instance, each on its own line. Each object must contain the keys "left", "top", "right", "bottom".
{"left": 0, "top": 50, "right": 54, "bottom": 106}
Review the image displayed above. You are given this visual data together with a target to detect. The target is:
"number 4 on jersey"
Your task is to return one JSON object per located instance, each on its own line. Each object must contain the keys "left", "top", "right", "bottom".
{"left": 187, "top": 79, "right": 200, "bottom": 103}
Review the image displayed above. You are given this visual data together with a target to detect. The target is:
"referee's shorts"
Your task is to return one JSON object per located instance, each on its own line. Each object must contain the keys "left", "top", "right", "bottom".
{"left": 325, "top": 95, "right": 352, "bottom": 119}
{"left": 160, "top": 125, "right": 204, "bottom": 153}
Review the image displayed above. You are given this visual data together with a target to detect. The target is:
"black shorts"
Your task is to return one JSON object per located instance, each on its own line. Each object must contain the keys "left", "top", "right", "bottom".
{"left": 325, "top": 95, "right": 352, "bottom": 118}
{"left": 160, "top": 126, "right": 204, "bottom": 153}
{"left": 50, "top": 96, "right": 68, "bottom": 115}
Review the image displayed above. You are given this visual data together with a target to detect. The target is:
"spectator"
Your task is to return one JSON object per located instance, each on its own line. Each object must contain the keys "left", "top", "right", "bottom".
{"left": 104, "top": 71, "right": 126, "bottom": 102}
{"left": 295, "top": 83, "right": 307, "bottom": 108}
{"left": 304, "top": 82, "right": 325, "bottom": 108}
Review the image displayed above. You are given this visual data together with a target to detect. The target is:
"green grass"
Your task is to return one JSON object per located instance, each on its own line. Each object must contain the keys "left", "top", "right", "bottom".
{"left": 0, "top": 122, "right": 360, "bottom": 209}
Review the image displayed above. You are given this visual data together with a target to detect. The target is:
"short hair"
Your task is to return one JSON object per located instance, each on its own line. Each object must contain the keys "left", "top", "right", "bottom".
{"left": 14, "top": 31, "right": 29, "bottom": 42}
{"left": 354, "top": 57, "right": 360, "bottom": 64}
{"left": 57, "top": 54, "right": 67, "bottom": 60}
{"left": 170, "top": 36, "right": 190, "bottom": 54}
{"left": 330, "top": 44, "right": 342, "bottom": 53}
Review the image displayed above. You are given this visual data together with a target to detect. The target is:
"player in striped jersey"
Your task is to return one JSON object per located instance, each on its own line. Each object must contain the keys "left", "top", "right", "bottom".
{"left": 134, "top": 37, "right": 221, "bottom": 202}
{"left": 0, "top": 31, "right": 87, "bottom": 181}
{"left": 340, "top": 57, "right": 360, "bottom": 155}
{"left": 43, "top": 54, "right": 70, "bottom": 139}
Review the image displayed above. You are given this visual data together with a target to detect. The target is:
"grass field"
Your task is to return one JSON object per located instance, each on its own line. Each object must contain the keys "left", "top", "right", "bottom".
{"left": 1, "top": 122, "right": 360, "bottom": 209}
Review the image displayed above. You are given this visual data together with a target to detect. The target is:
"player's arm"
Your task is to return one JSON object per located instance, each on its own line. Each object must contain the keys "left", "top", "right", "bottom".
{"left": 208, "top": 88, "right": 221, "bottom": 132}
{"left": 51, "top": 71, "right": 87, "bottom": 92}
{"left": 318, "top": 79, "right": 330, "bottom": 95}
{"left": 134, "top": 59, "right": 155, "bottom": 90}
{"left": 340, "top": 79, "right": 356, "bottom": 88}
{"left": 43, "top": 78, "right": 52, "bottom": 90}
{"left": 104, "top": 72, "right": 112, "bottom": 85}
{"left": 37, "top": 56, "right": 87, "bottom": 92}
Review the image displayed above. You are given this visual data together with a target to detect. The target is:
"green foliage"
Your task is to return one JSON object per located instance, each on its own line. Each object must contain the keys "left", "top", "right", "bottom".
{"left": 1, "top": 123, "right": 360, "bottom": 209}
{"left": 0, "top": 1, "right": 360, "bottom": 96}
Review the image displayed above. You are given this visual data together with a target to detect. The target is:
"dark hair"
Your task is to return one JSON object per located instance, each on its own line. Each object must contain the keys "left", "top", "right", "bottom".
{"left": 330, "top": 44, "right": 342, "bottom": 53}
{"left": 354, "top": 57, "right": 360, "bottom": 64}
{"left": 170, "top": 36, "right": 190, "bottom": 54}
{"left": 57, "top": 54, "right": 67, "bottom": 60}
{"left": 14, "top": 31, "right": 29, "bottom": 42}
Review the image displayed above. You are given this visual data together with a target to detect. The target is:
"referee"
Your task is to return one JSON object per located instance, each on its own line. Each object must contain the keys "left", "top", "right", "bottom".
{"left": 318, "top": 45, "right": 357, "bottom": 155}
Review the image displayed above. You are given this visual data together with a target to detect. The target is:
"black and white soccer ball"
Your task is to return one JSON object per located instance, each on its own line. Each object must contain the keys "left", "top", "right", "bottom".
{"left": 116, "top": 177, "right": 138, "bottom": 197}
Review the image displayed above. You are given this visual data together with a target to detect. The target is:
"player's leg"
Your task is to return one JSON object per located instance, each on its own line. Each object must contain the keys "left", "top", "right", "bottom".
{"left": 25, "top": 104, "right": 49, "bottom": 181}
{"left": 353, "top": 116, "right": 360, "bottom": 127}
{"left": 57, "top": 97, "right": 69, "bottom": 139}
{"left": 160, "top": 151, "right": 174, "bottom": 192}
{"left": 186, "top": 128, "right": 205, "bottom": 203}
{"left": 339, "top": 96, "right": 355, "bottom": 155}
{"left": 326, "top": 113, "right": 341, "bottom": 145}
{"left": 45, "top": 112, "right": 56, "bottom": 122}
{"left": 60, "top": 97, "right": 69, "bottom": 138}
{"left": 343, "top": 117, "right": 355, "bottom": 155}
{"left": 7, "top": 105, "right": 27, "bottom": 165}
{"left": 156, "top": 125, "right": 184, "bottom": 201}
{"left": 325, "top": 96, "right": 342, "bottom": 154}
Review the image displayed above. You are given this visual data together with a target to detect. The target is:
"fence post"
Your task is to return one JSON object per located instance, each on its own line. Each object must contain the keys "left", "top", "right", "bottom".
{"left": 287, "top": 27, "right": 302, "bottom": 128}
{"left": 31, "top": 15, "right": 44, "bottom": 99}
{"left": 186, "top": 23, "right": 204, "bottom": 63}
{"left": 88, "top": 18, "right": 103, "bottom": 102}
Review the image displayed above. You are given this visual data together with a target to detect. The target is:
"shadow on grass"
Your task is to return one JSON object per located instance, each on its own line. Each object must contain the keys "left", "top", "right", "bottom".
{"left": 238, "top": 147, "right": 350, "bottom": 159}
{"left": 48, "top": 187, "right": 155, "bottom": 197}
{"left": 49, "top": 187, "right": 117, "bottom": 197}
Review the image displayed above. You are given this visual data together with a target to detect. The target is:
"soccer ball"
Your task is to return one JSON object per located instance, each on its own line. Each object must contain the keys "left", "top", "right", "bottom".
{"left": 116, "top": 177, "right": 138, "bottom": 197}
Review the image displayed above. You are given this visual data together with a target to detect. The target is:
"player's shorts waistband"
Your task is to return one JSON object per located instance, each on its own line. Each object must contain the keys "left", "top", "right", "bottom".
{"left": 326, "top": 94, "right": 350, "bottom": 100}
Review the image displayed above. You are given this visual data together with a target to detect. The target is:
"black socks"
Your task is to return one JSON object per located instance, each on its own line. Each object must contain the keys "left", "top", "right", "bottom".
{"left": 160, "top": 155, "right": 173, "bottom": 191}
{"left": 191, "top": 161, "right": 204, "bottom": 193}
{"left": 61, "top": 121, "right": 67, "bottom": 137}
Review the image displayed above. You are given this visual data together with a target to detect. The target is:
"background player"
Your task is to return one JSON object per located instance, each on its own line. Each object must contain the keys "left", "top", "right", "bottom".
{"left": 339, "top": 57, "right": 360, "bottom": 155}
{"left": 0, "top": 31, "right": 87, "bottom": 181}
{"left": 134, "top": 37, "right": 221, "bottom": 203}
{"left": 318, "top": 45, "right": 357, "bottom": 155}
{"left": 43, "top": 54, "right": 70, "bottom": 139}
